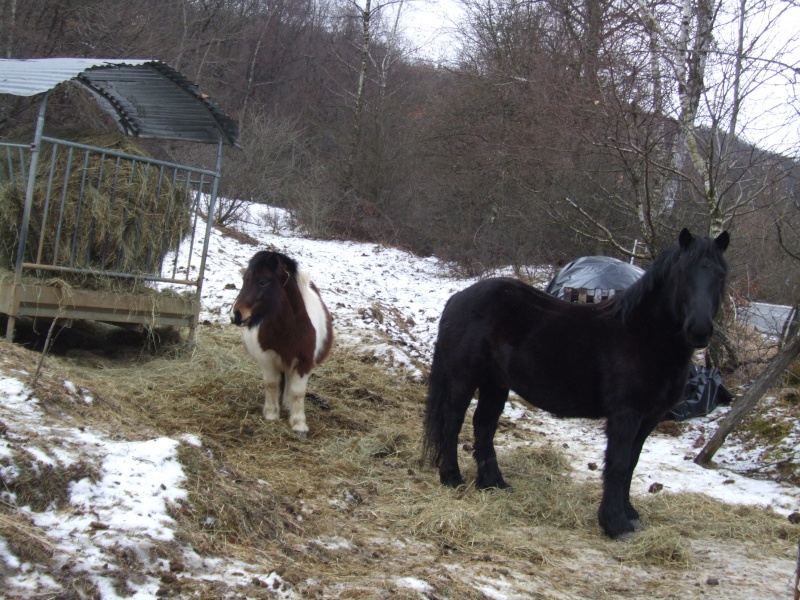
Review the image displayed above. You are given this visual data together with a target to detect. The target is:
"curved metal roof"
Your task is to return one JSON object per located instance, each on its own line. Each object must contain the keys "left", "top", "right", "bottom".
{"left": 0, "top": 58, "right": 239, "bottom": 147}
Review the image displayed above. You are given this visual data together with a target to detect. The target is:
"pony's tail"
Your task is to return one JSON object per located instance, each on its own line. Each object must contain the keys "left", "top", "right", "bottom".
{"left": 422, "top": 338, "right": 449, "bottom": 467}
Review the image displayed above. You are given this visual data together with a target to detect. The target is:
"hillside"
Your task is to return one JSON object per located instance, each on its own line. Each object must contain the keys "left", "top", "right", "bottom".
{"left": 1, "top": 204, "right": 799, "bottom": 599}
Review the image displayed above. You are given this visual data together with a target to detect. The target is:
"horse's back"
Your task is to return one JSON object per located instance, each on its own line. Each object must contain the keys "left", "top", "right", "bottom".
{"left": 440, "top": 277, "right": 607, "bottom": 348}
{"left": 438, "top": 277, "right": 614, "bottom": 417}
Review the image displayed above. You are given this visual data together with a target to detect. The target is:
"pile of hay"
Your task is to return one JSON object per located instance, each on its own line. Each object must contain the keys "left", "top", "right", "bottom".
{"left": 0, "top": 130, "right": 191, "bottom": 291}
{"left": 2, "top": 329, "right": 799, "bottom": 596}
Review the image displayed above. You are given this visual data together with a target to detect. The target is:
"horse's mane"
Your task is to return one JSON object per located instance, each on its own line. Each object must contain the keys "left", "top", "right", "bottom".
{"left": 609, "top": 243, "right": 680, "bottom": 322}
{"left": 609, "top": 234, "right": 727, "bottom": 323}
{"left": 610, "top": 236, "right": 727, "bottom": 321}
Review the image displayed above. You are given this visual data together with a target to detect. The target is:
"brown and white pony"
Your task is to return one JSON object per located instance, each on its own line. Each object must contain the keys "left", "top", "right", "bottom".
{"left": 232, "top": 251, "right": 333, "bottom": 436}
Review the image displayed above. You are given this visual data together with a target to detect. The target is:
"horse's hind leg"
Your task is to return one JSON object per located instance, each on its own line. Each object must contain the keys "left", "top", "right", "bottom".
{"left": 473, "top": 384, "right": 510, "bottom": 489}
{"left": 438, "top": 380, "right": 475, "bottom": 488}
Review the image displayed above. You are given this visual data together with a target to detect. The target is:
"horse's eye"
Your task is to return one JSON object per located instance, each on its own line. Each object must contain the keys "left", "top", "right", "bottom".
{"left": 258, "top": 279, "right": 270, "bottom": 288}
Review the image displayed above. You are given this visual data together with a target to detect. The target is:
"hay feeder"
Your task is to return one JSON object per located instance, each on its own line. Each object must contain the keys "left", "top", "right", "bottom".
{"left": 0, "top": 58, "right": 239, "bottom": 344}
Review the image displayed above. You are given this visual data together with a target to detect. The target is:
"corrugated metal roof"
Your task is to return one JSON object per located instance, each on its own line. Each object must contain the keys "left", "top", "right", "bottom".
{"left": 0, "top": 58, "right": 239, "bottom": 147}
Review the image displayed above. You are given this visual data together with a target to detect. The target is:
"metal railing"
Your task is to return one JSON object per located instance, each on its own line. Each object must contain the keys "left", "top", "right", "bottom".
{"left": 1, "top": 126, "right": 221, "bottom": 342}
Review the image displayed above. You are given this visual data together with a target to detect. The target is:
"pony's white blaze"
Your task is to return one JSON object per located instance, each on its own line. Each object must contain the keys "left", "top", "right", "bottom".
{"left": 296, "top": 270, "right": 331, "bottom": 362}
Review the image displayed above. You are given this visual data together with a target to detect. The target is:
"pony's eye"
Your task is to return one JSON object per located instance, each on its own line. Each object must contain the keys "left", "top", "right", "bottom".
{"left": 258, "top": 279, "right": 270, "bottom": 288}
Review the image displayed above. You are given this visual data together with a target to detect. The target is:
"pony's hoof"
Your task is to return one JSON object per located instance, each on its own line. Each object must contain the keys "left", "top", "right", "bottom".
{"left": 631, "top": 519, "right": 644, "bottom": 531}
{"left": 614, "top": 531, "right": 637, "bottom": 542}
{"left": 294, "top": 430, "right": 308, "bottom": 439}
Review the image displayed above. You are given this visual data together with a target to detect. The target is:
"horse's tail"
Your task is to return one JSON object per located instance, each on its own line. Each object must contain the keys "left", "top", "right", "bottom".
{"left": 422, "top": 337, "right": 450, "bottom": 467}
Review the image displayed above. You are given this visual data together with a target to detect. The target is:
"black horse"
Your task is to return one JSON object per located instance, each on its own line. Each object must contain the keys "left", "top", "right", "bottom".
{"left": 423, "top": 228, "right": 729, "bottom": 539}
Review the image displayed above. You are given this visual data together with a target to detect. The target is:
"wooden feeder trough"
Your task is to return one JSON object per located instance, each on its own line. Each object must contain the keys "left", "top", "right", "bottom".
{"left": 561, "top": 287, "right": 618, "bottom": 304}
{"left": 0, "top": 58, "right": 239, "bottom": 344}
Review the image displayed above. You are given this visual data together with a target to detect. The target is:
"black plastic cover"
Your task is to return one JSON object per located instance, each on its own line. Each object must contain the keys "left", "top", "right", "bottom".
{"left": 545, "top": 255, "right": 644, "bottom": 301}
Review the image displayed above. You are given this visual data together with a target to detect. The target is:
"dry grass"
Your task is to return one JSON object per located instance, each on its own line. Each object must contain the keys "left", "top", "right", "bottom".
{"left": 2, "top": 325, "right": 799, "bottom": 596}
{"left": 0, "top": 131, "right": 191, "bottom": 290}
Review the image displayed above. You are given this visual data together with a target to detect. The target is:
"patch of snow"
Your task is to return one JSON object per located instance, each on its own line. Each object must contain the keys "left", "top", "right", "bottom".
{"left": 396, "top": 576, "right": 434, "bottom": 593}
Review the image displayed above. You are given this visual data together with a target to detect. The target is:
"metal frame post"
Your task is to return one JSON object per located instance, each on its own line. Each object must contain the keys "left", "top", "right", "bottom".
{"left": 5, "top": 91, "right": 50, "bottom": 341}
{"left": 187, "top": 138, "right": 224, "bottom": 346}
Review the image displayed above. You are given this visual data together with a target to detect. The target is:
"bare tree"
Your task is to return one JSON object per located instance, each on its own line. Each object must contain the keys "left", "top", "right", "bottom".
{"left": 338, "top": 0, "right": 410, "bottom": 190}
{"left": 2, "top": 0, "right": 17, "bottom": 58}
{"left": 543, "top": 0, "right": 800, "bottom": 256}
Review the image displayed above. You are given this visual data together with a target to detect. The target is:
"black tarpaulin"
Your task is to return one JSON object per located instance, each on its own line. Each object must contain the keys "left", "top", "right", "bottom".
{"left": 545, "top": 255, "right": 644, "bottom": 301}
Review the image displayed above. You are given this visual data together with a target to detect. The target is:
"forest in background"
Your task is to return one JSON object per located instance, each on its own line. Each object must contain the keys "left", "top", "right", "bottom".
{"left": 1, "top": 0, "right": 799, "bottom": 304}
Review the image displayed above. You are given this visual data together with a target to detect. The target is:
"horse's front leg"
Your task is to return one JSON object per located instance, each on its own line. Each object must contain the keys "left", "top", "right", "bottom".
{"left": 599, "top": 411, "right": 642, "bottom": 539}
{"left": 261, "top": 365, "right": 282, "bottom": 421}
{"left": 622, "top": 415, "right": 662, "bottom": 530}
{"left": 283, "top": 370, "right": 311, "bottom": 437}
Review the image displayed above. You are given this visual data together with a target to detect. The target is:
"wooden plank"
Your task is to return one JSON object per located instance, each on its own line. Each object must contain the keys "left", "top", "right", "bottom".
{"left": 0, "top": 282, "right": 197, "bottom": 328}
{"left": 560, "top": 286, "right": 620, "bottom": 304}
{"left": 0, "top": 282, "right": 13, "bottom": 314}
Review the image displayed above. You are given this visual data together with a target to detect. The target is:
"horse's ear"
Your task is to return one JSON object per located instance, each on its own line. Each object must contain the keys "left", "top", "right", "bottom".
{"left": 678, "top": 228, "right": 693, "bottom": 250}
{"left": 714, "top": 231, "right": 730, "bottom": 252}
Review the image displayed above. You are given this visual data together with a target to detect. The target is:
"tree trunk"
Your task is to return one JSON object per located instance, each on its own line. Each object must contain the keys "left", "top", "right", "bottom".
{"left": 5, "top": 0, "right": 17, "bottom": 58}
{"left": 695, "top": 332, "right": 800, "bottom": 466}
{"left": 343, "top": 0, "right": 372, "bottom": 190}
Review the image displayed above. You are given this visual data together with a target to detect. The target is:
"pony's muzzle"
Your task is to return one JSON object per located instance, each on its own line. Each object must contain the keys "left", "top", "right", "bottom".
{"left": 231, "top": 309, "right": 250, "bottom": 327}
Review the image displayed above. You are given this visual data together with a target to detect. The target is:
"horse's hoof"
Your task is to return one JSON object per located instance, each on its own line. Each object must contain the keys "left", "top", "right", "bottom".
{"left": 614, "top": 531, "right": 637, "bottom": 542}
{"left": 631, "top": 519, "right": 644, "bottom": 531}
{"left": 477, "top": 479, "right": 511, "bottom": 490}
{"left": 441, "top": 475, "right": 465, "bottom": 488}
{"left": 295, "top": 430, "right": 308, "bottom": 439}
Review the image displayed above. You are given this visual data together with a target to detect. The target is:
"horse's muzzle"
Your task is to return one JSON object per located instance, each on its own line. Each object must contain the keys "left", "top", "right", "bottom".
{"left": 688, "top": 336, "right": 711, "bottom": 349}
{"left": 231, "top": 310, "right": 250, "bottom": 327}
{"left": 685, "top": 325, "right": 713, "bottom": 348}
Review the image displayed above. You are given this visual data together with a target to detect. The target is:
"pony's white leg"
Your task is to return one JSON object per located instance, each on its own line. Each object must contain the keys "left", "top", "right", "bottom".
{"left": 261, "top": 367, "right": 282, "bottom": 421}
{"left": 242, "top": 328, "right": 283, "bottom": 421}
{"left": 283, "top": 371, "right": 310, "bottom": 435}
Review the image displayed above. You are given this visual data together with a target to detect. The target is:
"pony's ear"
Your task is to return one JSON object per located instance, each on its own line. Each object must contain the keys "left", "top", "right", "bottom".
{"left": 678, "top": 228, "right": 693, "bottom": 250}
{"left": 714, "top": 231, "right": 730, "bottom": 252}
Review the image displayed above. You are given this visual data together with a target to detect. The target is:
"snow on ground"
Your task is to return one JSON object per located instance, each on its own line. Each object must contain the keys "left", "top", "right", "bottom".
{"left": 187, "top": 205, "right": 543, "bottom": 377}
{"left": 1, "top": 202, "right": 799, "bottom": 597}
